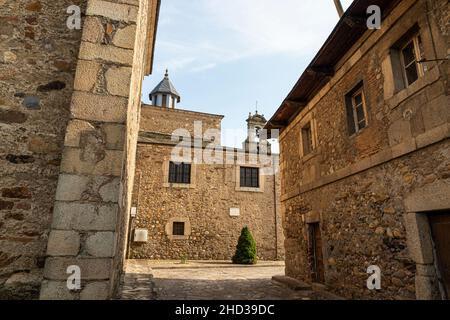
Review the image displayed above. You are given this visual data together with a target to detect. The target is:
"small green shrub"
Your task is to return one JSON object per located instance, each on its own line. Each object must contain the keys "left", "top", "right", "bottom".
{"left": 232, "top": 227, "right": 257, "bottom": 265}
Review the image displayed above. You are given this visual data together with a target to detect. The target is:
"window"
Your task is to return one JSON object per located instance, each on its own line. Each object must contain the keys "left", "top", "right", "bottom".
{"left": 240, "top": 167, "right": 259, "bottom": 188}
{"left": 351, "top": 89, "right": 368, "bottom": 131}
{"left": 162, "top": 94, "right": 167, "bottom": 107}
{"left": 168, "top": 162, "right": 191, "bottom": 184}
{"left": 172, "top": 222, "right": 185, "bottom": 236}
{"left": 301, "top": 122, "right": 314, "bottom": 156}
{"left": 345, "top": 84, "right": 369, "bottom": 135}
{"left": 400, "top": 35, "right": 424, "bottom": 87}
{"left": 166, "top": 218, "right": 191, "bottom": 240}
{"left": 390, "top": 26, "right": 425, "bottom": 91}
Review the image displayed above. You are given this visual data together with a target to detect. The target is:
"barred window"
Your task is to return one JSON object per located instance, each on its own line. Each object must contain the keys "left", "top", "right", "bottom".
{"left": 240, "top": 167, "right": 259, "bottom": 188}
{"left": 172, "top": 222, "right": 185, "bottom": 236}
{"left": 169, "top": 162, "right": 191, "bottom": 184}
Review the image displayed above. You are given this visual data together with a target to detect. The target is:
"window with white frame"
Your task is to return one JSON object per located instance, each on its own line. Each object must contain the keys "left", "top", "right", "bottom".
{"left": 351, "top": 88, "right": 368, "bottom": 132}
{"left": 345, "top": 83, "right": 369, "bottom": 135}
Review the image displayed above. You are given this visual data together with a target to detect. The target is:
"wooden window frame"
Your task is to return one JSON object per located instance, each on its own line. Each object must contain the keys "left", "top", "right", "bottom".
{"left": 301, "top": 122, "right": 314, "bottom": 156}
{"left": 345, "top": 82, "right": 369, "bottom": 136}
{"left": 399, "top": 34, "right": 424, "bottom": 87}
{"left": 350, "top": 88, "right": 369, "bottom": 133}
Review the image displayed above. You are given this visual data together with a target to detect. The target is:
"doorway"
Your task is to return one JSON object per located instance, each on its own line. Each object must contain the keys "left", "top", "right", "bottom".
{"left": 429, "top": 211, "right": 450, "bottom": 299}
{"left": 308, "top": 222, "right": 325, "bottom": 283}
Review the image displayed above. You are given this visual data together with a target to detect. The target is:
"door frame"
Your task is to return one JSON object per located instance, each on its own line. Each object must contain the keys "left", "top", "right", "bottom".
{"left": 428, "top": 213, "right": 450, "bottom": 299}
{"left": 308, "top": 222, "right": 325, "bottom": 283}
{"left": 305, "top": 211, "right": 325, "bottom": 284}
{"left": 404, "top": 180, "right": 450, "bottom": 300}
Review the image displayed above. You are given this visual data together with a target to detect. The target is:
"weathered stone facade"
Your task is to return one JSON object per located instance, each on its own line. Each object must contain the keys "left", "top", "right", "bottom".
{"left": 1, "top": 0, "right": 160, "bottom": 299}
{"left": 268, "top": 0, "right": 449, "bottom": 299}
{"left": 129, "top": 104, "right": 284, "bottom": 261}
{"left": 0, "top": 0, "right": 87, "bottom": 299}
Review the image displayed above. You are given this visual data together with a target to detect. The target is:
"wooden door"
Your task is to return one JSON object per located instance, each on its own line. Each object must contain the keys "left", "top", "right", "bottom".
{"left": 429, "top": 212, "right": 450, "bottom": 299}
{"left": 308, "top": 223, "right": 325, "bottom": 283}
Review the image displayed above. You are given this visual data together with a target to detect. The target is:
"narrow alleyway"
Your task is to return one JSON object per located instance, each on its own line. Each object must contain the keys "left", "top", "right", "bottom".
{"left": 119, "top": 260, "right": 333, "bottom": 300}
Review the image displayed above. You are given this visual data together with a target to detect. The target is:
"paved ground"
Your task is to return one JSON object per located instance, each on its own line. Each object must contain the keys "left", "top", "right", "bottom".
{"left": 119, "top": 260, "right": 328, "bottom": 300}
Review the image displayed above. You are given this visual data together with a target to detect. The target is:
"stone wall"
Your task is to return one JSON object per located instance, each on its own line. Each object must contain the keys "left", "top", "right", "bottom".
{"left": 130, "top": 142, "right": 284, "bottom": 261}
{"left": 1, "top": 0, "right": 159, "bottom": 300}
{"left": 140, "top": 104, "right": 223, "bottom": 137}
{"left": 284, "top": 141, "right": 449, "bottom": 299}
{"left": 130, "top": 104, "right": 283, "bottom": 261}
{"left": 279, "top": 0, "right": 449, "bottom": 299}
{"left": 0, "top": 0, "right": 87, "bottom": 299}
{"left": 38, "top": 0, "right": 159, "bottom": 300}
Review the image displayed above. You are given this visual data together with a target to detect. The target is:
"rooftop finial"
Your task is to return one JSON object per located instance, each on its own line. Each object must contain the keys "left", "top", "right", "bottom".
{"left": 165, "top": 68, "right": 169, "bottom": 78}
{"left": 255, "top": 101, "right": 259, "bottom": 114}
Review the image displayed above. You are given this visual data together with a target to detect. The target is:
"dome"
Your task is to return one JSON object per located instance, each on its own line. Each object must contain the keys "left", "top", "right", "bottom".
{"left": 149, "top": 69, "right": 181, "bottom": 103}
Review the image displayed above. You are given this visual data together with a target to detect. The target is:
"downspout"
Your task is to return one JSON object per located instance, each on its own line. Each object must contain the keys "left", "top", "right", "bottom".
{"left": 273, "top": 154, "right": 279, "bottom": 260}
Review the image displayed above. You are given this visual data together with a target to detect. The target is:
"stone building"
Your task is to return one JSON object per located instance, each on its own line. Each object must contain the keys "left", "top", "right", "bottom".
{"left": 266, "top": 0, "right": 449, "bottom": 299}
{"left": 1, "top": 0, "right": 161, "bottom": 300}
{"left": 128, "top": 73, "right": 284, "bottom": 261}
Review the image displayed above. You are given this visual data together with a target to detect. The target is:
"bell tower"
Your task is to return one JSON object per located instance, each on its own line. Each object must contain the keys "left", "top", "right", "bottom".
{"left": 243, "top": 110, "right": 269, "bottom": 152}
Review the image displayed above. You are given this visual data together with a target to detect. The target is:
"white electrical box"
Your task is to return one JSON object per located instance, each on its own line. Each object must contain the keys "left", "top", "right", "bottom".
{"left": 230, "top": 208, "right": 240, "bottom": 217}
{"left": 130, "top": 207, "right": 137, "bottom": 218}
{"left": 134, "top": 229, "right": 148, "bottom": 242}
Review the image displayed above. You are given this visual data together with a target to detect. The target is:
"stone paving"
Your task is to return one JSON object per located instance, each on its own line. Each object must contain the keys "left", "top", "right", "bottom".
{"left": 119, "top": 260, "right": 332, "bottom": 300}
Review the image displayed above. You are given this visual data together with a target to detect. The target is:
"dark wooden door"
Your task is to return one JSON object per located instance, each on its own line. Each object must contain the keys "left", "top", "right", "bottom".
{"left": 308, "top": 223, "right": 325, "bottom": 283}
{"left": 429, "top": 212, "right": 450, "bottom": 299}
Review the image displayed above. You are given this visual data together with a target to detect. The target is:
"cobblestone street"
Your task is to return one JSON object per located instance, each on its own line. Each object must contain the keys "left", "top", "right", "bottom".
{"left": 119, "top": 260, "right": 328, "bottom": 300}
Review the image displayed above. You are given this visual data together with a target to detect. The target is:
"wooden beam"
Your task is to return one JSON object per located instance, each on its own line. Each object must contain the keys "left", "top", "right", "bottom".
{"left": 343, "top": 15, "right": 367, "bottom": 29}
{"left": 305, "top": 66, "right": 334, "bottom": 77}
{"left": 285, "top": 100, "right": 307, "bottom": 109}
{"left": 267, "top": 120, "right": 288, "bottom": 128}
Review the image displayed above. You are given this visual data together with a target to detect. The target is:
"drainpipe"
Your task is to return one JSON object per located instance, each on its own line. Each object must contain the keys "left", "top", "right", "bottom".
{"left": 273, "top": 154, "right": 279, "bottom": 260}
{"left": 333, "top": 0, "right": 345, "bottom": 18}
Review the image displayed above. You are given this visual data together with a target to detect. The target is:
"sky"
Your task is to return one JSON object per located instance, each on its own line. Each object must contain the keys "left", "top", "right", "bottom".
{"left": 142, "top": 0, "right": 353, "bottom": 148}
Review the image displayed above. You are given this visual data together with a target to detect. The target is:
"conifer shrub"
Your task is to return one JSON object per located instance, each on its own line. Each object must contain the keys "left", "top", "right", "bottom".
{"left": 232, "top": 226, "right": 257, "bottom": 265}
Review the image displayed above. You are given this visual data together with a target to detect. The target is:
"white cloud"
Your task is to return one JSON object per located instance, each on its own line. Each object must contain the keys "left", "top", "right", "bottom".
{"left": 203, "top": 0, "right": 337, "bottom": 55}
{"left": 190, "top": 63, "right": 217, "bottom": 73}
{"left": 153, "top": 0, "right": 354, "bottom": 74}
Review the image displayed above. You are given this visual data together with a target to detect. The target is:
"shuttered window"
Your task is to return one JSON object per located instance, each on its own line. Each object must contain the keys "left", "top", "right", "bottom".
{"left": 169, "top": 162, "right": 191, "bottom": 184}
{"left": 240, "top": 167, "right": 259, "bottom": 188}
